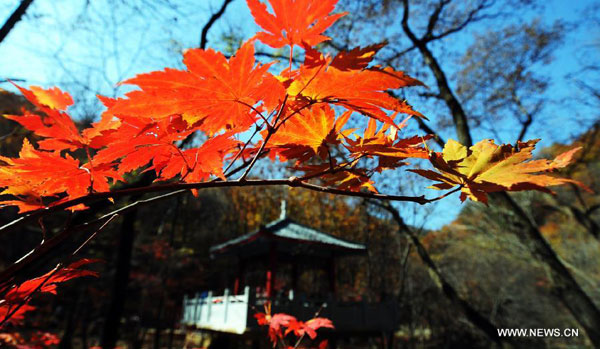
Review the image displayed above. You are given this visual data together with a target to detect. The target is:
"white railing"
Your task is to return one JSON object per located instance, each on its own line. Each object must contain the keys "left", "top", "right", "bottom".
{"left": 182, "top": 288, "right": 399, "bottom": 333}
{"left": 182, "top": 286, "right": 252, "bottom": 334}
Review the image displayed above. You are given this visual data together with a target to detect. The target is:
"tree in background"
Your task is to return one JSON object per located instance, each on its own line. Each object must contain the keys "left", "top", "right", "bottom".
{"left": 325, "top": 0, "right": 600, "bottom": 346}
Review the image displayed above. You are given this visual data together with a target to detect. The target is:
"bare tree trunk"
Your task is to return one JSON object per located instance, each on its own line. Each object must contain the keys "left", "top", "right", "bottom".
{"left": 167, "top": 316, "right": 175, "bottom": 349}
{"left": 399, "top": 1, "right": 600, "bottom": 345}
{"left": 58, "top": 297, "right": 76, "bottom": 349}
{"left": 400, "top": 0, "right": 472, "bottom": 147}
{"left": 376, "top": 201, "right": 505, "bottom": 345}
{"left": 153, "top": 295, "right": 165, "bottom": 349}
{"left": 100, "top": 209, "right": 138, "bottom": 349}
{"left": 493, "top": 193, "right": 600, "bottom": 346}
{"left": 0, "top": 0, "right": 34, "bottom": 45}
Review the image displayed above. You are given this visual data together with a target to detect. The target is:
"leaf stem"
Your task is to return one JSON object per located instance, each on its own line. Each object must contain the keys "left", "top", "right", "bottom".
{"left": 238, "top": 95, "right": 289, "bottom": 181}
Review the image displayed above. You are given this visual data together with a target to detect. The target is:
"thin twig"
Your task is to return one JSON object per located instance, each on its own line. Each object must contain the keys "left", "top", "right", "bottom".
{"left": 235, "top": 100, "right": 272, "bottom": 127}
{"left": 238, "top": 95, "right": 289, "bottom": 181}
{"left": 292, "top": 303, "right": 326, "bottom": 349}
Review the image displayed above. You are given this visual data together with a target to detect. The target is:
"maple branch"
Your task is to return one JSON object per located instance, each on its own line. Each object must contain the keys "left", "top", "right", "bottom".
{"left": 295, "top": 155, "right": 365, "bottom": 182}
{"left": 0, "top": 190, "right": 185, "bottom": 289}
{"left": 0, "top": 212, "right": 113, "bottom": 326}
{"left": 0, "top": 177, "right": 434, "bottom": 237}
{"left": 71, "top": 214, "right": 119, "bottom": 256}
{"left": 0, "top": 263, "right": 61, "bottom": 328}
{"left": 235, "top": 99, "right": 271, "bottom": 127}
{"left": 0, "top": 148, "right": 265, "bottom": 240}
{"left": 292, "top": 180, "right": 427, "bottom": 203}
{"left": 255, "top": 51, "right": 300, "bottom": 64}
{"left": 0, "top": 179, "right": 432, "bottom": 290}
{"left": 0, "top": 210, "right": 111, "bottom": 326}
{"left": 424, "top": 186, "right": 463, "bottom": 202}
{"left": 223, "top": 125, "right": 263, "bottom": 175}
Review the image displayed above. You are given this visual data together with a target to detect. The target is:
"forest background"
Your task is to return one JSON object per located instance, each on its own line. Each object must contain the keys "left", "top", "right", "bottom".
{"left": 0, "top": 0, "right": 599, "bottom": 348}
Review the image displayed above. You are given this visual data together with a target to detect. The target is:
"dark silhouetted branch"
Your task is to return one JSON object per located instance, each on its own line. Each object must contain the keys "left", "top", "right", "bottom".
{"left": 0, "top": 0, "right": 34, "bottom": 45}
{"left": 200, "top": 0, "right": 234, "bottom": 49}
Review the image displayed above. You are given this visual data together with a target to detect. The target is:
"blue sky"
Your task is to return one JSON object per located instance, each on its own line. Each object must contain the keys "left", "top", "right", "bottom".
{"left": 0, "top": 0, "right": 598, "bottom": 229}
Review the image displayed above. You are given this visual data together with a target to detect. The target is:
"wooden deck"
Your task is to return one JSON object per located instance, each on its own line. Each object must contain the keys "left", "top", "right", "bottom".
{"left": 182, "top": 287, "right": 398, "bottom": 334}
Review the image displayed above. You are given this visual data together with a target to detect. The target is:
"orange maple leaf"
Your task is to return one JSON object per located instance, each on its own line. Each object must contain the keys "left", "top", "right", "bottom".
{"left": 156, "top": 133, "right": 240, "bottom": 183}
{"left": 4, "top": 259, "right": 99, "bottom": 303}
{"left": 247, "top": 0, "right": 346, "bottom": 49}
{"left": 91, "top": 111, "right": 238, "bottom": 182}
{"left": 0, "top": 139, "right": 118, "bottom": 212}
{"left": 107, "top": 41, "right": 284, "bottom": 135}
{"left": 285, "top": 45, "right": 425, "bottom": 126}
{"left": 267, "top": 104, "right": 351, "bottom": 161}
{"left": 344, "top": 118, "right": 431, "bottom": 172}
{"left": 4, "top": 85, "right": 119, "bottom": 152}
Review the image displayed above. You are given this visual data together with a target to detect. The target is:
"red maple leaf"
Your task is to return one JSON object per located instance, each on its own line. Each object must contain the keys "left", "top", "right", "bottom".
{"left": 247, "top": 0, "right": 346, "bottom": 49}
{"left": 283, "top": 44, "right": 425, "bottom": 126}
{"left": 4, "top": 84, "right": 119, "bottom": 152}
{"left": 0, "top": 139, "right": 119, "bottom": 212}
{"left": 285, "top": 317, "right": 333, "bottom": 339}
{"left": 107, "top": 41, "right": 284, "bottom": 135}
{"left": 0, "top": 260, "right": 99, "bottom": 326}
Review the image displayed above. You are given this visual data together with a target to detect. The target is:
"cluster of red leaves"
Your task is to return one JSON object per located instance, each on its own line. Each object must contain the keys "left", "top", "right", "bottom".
{"left": 0, "top": 0, "right": 431, "bottom": 213}
{"left": 0, "top": 259, "right": 98, "bottom": 327}
{"left": 255, "top": 302, "right": 332, "bottom": 348}
{"left": 0, "top": 331, "right": 60, "bottom": 349}
{"left": 0, "top": 0, "right": 582, "bottom": 215}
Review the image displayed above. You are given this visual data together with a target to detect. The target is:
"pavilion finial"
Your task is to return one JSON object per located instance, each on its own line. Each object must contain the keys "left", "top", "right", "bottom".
{"left": 280, "top": 200, "right": 287, "bottom": 220}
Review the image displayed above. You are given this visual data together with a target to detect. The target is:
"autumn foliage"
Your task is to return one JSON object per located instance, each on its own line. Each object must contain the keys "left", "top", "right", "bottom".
{"left": 0, "top": 0, "right": 586, "bottom": 338}
{"left": 254, "top": 302, "right": 333, "bottom": 348}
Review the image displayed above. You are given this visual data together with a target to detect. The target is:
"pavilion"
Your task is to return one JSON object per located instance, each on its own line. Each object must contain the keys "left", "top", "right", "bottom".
{"left": 181, "top": 201, "right": 398, "bottom": 338}
{"left": 209, "top": 201, "right": 367, "bottom": 298}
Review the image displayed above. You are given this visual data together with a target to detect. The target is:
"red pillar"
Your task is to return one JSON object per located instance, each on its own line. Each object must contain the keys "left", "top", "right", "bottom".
{"left": 291, "top": 261, "right": 298, "bottom": 292}
{"left": 266, "top": 244, "right": 277, "bottom": 298}
{"left": 327, "top": 257, "right": 336, "bottom": 296}
{"left": 234, "top": 259, "right": 245, "bottom": 294}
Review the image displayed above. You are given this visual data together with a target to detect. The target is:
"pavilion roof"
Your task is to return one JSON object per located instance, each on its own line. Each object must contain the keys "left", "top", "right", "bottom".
{"left": 209, "top": 217, "right": 367, "bottom": 259}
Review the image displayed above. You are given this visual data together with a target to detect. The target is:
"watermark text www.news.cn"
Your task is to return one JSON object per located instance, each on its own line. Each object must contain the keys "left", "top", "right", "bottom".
{"left": 497, "top": 328, "right": 579, "bottom": 337}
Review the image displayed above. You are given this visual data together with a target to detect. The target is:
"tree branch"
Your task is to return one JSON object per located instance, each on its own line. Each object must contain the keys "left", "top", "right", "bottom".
{"left": 424, "top": 0, "right": 451, "bottom": 40}
{"left": 424, "top": 1, "right": 491, "bottom": 44}
{"left": 255, "top": 51, "right": 300, "bottom": 64}
{"left": 199, "top": 0, "right": 234, "bottom": 49}
{"left": 0, "top": 0, "right": 34, "bottom": 45}
{"left": 401, "top": 0, "right": 473, "bottom": 146}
